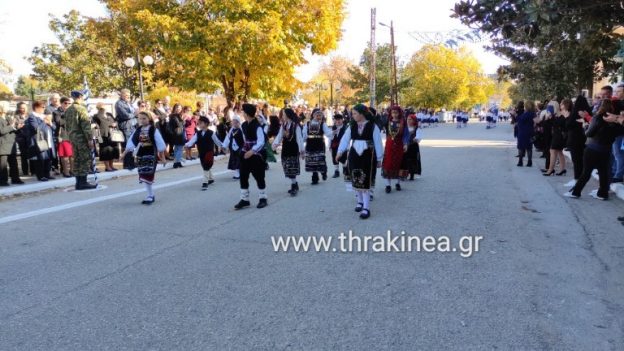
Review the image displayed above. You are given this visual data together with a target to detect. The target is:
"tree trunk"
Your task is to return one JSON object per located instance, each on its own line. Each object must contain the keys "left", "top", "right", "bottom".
{"left": 221, "top": 73, "right": 235, "bottom": 108}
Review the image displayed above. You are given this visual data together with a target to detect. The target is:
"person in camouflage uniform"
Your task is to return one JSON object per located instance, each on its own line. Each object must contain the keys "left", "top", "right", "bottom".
{"left": 64, "top": 90, "right": 97, "bottom": 190}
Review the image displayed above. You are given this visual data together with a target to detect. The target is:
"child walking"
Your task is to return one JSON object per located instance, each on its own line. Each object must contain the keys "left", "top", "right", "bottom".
{"left": 121, "top": 111, "right": 166, "bottom": 205}
{"left": 185, "top": 116, "right": 224, "bottom": 190}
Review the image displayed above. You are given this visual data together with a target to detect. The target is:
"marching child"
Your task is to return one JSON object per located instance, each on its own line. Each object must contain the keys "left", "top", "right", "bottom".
{"left": 120, "top": 111, "right": 166, "bottom": 205}
{"left": 185, "top": 116, "right": 224, "bottom": 190}
{"left": 222, "top": 115, "right": 244, "bottom": 179}
{"left": 272, "top": 108, "right": 305, "bottom": 196}
{"left": 234, "top": 103, "right": 268, "bottom": 210}
{"left": 330, "top": 113, "right": 348, "bottom": 178}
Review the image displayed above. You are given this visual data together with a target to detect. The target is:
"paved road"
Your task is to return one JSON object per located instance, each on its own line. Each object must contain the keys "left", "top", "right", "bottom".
{"left": 1, "top": 123, "right": 623, "bottom": 350}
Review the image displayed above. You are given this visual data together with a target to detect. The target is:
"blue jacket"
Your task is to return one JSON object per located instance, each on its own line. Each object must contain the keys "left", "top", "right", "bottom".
{"left": 516, "top": 111, "right": 535, "bottom": 150}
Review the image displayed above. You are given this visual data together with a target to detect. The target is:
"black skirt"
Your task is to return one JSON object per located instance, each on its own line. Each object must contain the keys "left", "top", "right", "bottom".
{"left": 99, "top": 137, "right": 120, "bottom": 161}
{"left": 347, "top": 146, "right": 375, "bottom": 190}
{"left": 401, "top": 142, "right": 421, "bottom": 175}
{"left": 228, "top": 149, "right": 241, "bottom": 170}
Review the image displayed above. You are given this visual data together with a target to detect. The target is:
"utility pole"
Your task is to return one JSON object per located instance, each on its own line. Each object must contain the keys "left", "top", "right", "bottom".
{"left": 390, "top": 20, "right": 398, "bottom": 106}
{"left": 370, "top": 8, "right": 376, "bottom": 109}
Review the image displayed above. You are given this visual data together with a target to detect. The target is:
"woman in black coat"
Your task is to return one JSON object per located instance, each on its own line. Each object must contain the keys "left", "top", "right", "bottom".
{"left": 564, "top": 95, "right": 591, "bottom": 186}
{"left": 566, "top": 99, "right": 624, "bottom": 200}
{"left": 543, "top": 101, "right": 567, "bottom": 176}
{"left": 168, "top": 103, "right": 186, "bottom": 168}
{"left": 92, "top": 105, "right": 120, "bottom": 172}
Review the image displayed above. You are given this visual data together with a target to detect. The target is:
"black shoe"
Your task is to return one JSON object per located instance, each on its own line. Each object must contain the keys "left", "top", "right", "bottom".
{"left": 208, "top": 179, "right": 215, "bottom": 185}
{"left": 38, "top": 177, "right": 49, "bottom": 182}
{"left": 385, "top": 185, "right": 391, "bottom": 193}
{"left": 359, "top": 209, "right": 371, "bottom": 219}
{"left": 370, "top": 194, "right": 374, "bottom": 201}
{"left": 332, "top": 170, "right": 340, "bottom": 178}
{"left": 617, "top": 216, "right": 624, "bottom": 222}
{"left": 11, "top": 179, "right": 24, "bottom": 185}
{"left": 540, "top": 168, "right": 548, "bottom": 172}
{"left": 556, "top": 170, "right": 567, "bottom": 176}
{"left": 257, "top": 198, "right": 268, "bottom": 208}
{"left": 234, "top": 200, "right": 250, "bottom": 210}
{"left": 202, "top": 183, "right": 208, "bottom": 190}
{"left": 311, "top": 173, "right": 319, "bottom": 185}
{"left": 173, "top": 162, "right": 180, "bottom": 169}
{"left": 289, "top": 183, "right": 299, "bottom": 196}
{"left": 526, "top": 161, "right": 532, "bottom": 167}
{"left": 141, "top": 196, "right": 155, "bottom": 205}
{"left": 516, "top": 162, "right": 523, "bottom": 167}
{"left": 322, "top": 172, "right": 327, "bottom": 181}
{"left": 396, "top": 183, "right": 401, "bottom": 191}
{"left": 409, "top": 174, "right": 414, "bottom": 181}
{"left": 355, "top": 202, "right": 363, "bottom": 212}
{"left": 0, "top": 182, "right": 9, "bottom": 187}
{"left": 543, "top": 170, "right": 555, "bottom": 176}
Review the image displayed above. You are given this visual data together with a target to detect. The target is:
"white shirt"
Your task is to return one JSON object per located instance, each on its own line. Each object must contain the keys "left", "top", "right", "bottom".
{"left": 272, "top": 121, "right": 304, "bottom": 151}
{"left": 222, "top": 128, "right": 242, "bottom": 152}
{"left": 337, "top": 122, "right": 384, "bottom": 161}
{"left": 184, "top": 129, "right": 224, "bottom": 149}
{"left": 125, "top": 126, "right": 166, "bottom": 153}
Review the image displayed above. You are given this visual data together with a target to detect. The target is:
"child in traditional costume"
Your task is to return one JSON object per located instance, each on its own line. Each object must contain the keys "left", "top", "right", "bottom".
{"left": 336, "top": 104, "right": 383, "bottom": 219}
{"left": 382, "top": 106, "right": 409, "bottom": 193}
{"left": 272, "top": 108, "right": 304, "bottom": 196}
{"left": 401, "top": 114, "right": 423, "bottom": 180}
{"left": 223, "top": 115, "right": 244, "bottom": 179}
{"left": 303, "top": 109, "right": 332, "bottom": 185}
{"left": 330, "top": 113, "right": 348, "bottom": 178}
{"left": 185, "top": 116, "right": 224, "bottom": 190}
{"left": 234, "top": 103, "right": 268, "bottom": 210}
{"left": 121, "top": 111, "right": 166, "bottom": 205}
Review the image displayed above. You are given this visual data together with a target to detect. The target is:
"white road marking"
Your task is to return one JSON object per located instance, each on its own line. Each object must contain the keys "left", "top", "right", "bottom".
{"left": 0, "top": 171, "right": 230, "bottom": 225}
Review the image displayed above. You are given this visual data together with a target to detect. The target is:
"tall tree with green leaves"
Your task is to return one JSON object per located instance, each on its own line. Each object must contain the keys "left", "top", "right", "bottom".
{"left": 453, "top": 0, "right": 624, "bottom": 99}
{"left": 347, "top": 43, "right": 397, "bottom": 106}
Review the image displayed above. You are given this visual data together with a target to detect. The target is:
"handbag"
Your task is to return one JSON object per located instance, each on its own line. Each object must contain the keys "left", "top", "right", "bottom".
{"left": 110, "top": 129, "right": 125, "bottom": 143}
{"left": 27, "top": 127, "right": 50, "bottom": 157}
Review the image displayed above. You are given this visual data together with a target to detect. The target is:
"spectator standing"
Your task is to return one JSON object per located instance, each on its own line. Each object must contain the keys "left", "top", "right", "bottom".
{"left": 115, "top": 89, "right": 136, "bottom": 142}
{"left": 92, "top": 103, "right": 120, "bottom": 172}
{"left": 14, "top": 102, "right": 30, "bottom": 176}
{"left": 168, "top": 104, "right": 186, "bottom": 168}
{"left": 515, "top": 100, "right": 536, "bottom": 167}
{"left": 0, "top": 104, "right": 23, "bottom": 185}
{"left": 23, "top": 101, "right": 55, "bottom": 181}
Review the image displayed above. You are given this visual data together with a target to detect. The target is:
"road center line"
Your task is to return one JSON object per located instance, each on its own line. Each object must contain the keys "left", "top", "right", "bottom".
{"left": 0, "top": 171, "right": 230, "bottom": 225}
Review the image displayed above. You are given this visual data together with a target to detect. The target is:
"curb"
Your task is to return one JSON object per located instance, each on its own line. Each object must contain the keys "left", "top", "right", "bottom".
{"left": 563, "top": 150, "right": 624, "bottom": 201}
{"left": 0, "top": 156, "right": 226, "bottom": 198}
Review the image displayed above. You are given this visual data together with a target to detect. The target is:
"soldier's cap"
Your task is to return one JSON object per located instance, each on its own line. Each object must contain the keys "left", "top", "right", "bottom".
{"left": 70, "top": 90, "right": 88, "bottom": 99}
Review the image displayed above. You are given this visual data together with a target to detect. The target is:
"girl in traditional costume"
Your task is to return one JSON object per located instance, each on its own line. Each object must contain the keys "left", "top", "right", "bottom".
{"left": 336, "top": 104, "right": 383, "bottom": 219}
{"left": 272, "top": 108, "right": 305, "bottom": 196}
{"left": 121, "top": 111, "right": 166, "bottom": 205}
{"left": 382, "top": 106, "right": 409, "bottom": 193}
{"left": 303, "top": 109, "right": 332, "bottom": 185}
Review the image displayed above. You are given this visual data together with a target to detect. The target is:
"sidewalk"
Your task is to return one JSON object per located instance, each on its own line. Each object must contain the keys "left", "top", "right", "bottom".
{"left": 563, "top": 150, "right": 624, "bottom": 201}
{"left": 0, "top": 156, "right": 225, "bottom": 198}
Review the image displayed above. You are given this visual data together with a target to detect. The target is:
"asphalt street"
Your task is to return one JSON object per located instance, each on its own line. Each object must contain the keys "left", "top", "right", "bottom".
{"left": 0, "top": 122, "right": 623, "bottom": 350}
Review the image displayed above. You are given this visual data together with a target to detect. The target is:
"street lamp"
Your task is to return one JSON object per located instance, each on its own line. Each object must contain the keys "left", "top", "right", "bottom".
{"left": 124, "top": 54, "right": 154, "bottom": 101}
{"left": 379, "top": 21, "right": 399, "bottom": 106}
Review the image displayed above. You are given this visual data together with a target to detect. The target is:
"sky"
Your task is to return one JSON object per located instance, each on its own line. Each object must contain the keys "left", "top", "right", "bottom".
{"left": 0, "top": 0, "right": 508, "bottom": 87}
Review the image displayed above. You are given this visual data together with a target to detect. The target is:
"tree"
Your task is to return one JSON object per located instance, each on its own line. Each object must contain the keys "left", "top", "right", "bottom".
{"left": 453, "top": 0, "right": 624, "bottom": 98}
{"left": 347, "top": 43, "right": 396, "bottom": 106}
{"left": 400, "top": 45, "right": 493, "bottom": 109}
{"left": 14, "top": 75, "right": 43, "bottom": 98}
{"left": 104, "top": 0, "right": 346, "bottom": 106}
{"left": 0, "top": 81, "right": 12, "bottom": 100}
{"left": 28, "top": 11, "right": 129, "bottom": 96}
{"left": 302, "top": 56, "right": 359, "bottom": 107}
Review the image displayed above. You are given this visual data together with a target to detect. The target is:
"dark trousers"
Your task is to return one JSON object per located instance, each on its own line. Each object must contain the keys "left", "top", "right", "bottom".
{"left": 240, "top": 155, "right": 266, "bottom": 190}
{"left": 33, "top": 157, "right": 51, "bottom": 180}
{"left": 569, "top": 145, "right": 584, "bottom": 180}
{"left": 572, "top": 148, "right": 610, "bottom": 198}
{"left": 20, "top": 152, "right": 29, "bottom": 175}
{"left": 0, "top": 155, "right": 20, "bottom": 184}
{"left": 544, "top": 150, "right": 550, "bottom": 169}
{"left": 518, "top": 148, "right": 532, "bottom": 163}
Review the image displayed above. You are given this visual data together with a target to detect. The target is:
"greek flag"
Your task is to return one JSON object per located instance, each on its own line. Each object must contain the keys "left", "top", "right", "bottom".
{"left": 83, "top": 76, "right": 91, "bottom": 102}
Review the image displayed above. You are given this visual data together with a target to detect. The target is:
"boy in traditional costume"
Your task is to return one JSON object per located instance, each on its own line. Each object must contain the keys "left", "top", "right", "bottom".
{"left": 185, "top": 116, "right": 224, "bottom": 190}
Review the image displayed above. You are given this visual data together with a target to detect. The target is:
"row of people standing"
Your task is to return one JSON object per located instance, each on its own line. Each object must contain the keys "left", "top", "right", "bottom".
{"left": 514, "top": 86, "right": 624, "bottom": 201}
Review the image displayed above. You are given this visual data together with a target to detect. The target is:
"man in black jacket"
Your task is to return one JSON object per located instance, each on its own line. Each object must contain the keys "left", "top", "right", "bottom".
{"left": 0, "top": 105, "right": 24, "bottom": 186}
